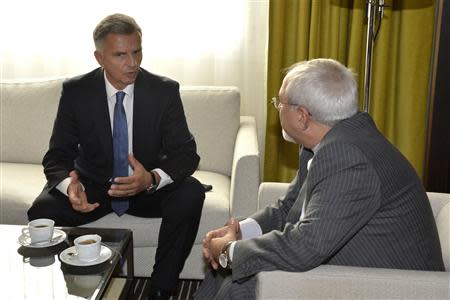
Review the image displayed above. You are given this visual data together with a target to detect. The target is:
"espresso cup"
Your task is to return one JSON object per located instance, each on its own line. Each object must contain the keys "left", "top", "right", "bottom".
{"left": 74, "top": 234, "right": 102, "bottom": 261}
{"left": 21, "top": 219, "right": 55, "bottom": 243}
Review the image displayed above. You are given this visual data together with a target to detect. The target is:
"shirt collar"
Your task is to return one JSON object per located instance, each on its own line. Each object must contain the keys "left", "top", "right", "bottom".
{"left": 103, "top": 71, "right": 134, "bottom": 99}
{"left": 311, "top": 143, "right": 320, "bottom": 154}
{"left": 307, "top": 143, "right": 320, "bottom": 171}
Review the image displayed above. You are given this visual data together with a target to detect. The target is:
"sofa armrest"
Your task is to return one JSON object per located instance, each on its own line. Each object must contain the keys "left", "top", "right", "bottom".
{"left": 258, "top": 182, "right": 289, "bottom": 210}
{"left": 230, "top": 116, "right": 260, "bottom": 217}
{"left": 256, "top": 265, "right": 450, "bottom": 299}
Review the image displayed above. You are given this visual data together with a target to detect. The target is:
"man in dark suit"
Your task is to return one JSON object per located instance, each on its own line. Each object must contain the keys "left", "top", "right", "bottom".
{"left": 27, "top": 13, "right": 205, "bottom": 299}
{"left": 196, "top": 58, "right": 444, "bottom": 299}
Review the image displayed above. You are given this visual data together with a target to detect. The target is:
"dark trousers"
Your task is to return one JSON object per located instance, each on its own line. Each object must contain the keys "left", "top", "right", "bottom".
{"left": 195, "top": 268, "right": 256, "bottom": 300}
{"left": 28, "top": 176, "right": 205, "bottom": 292}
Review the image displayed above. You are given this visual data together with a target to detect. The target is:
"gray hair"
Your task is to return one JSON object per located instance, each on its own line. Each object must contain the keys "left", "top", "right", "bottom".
{"left": 285, "top": 58, "right": 358, "bottom": 127}
{"left": 93, "top": 13, "right": 142, "bottom": 50}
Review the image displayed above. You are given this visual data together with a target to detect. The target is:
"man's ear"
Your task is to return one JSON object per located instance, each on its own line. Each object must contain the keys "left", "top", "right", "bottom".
{"left": 94, "top": 50, "right": 103, "bottom": 67}
{"left": 297, "top": 106, "right": 311, "bottom": 130}
{"left": 297, "top": 106, "right": 311, "bottom": 121}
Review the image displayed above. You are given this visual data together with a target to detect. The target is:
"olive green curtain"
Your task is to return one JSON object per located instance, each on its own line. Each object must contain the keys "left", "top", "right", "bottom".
{"left": 264, "top": 0, "right": 435, "bottom": 182}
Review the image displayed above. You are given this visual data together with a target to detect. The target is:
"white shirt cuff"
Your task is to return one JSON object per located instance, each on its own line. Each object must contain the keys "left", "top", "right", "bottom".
{"left": 229, "top": 241, "right": 236, "bottom": 262}
{"left": 229, "top": 218, "right": 263, "bottom": 262}
{"left": 56, "top": 177, "right": 85, "bottom": 196}
{"left": 153, "top": 168, "right": 173, "bottom": 190}
{"left": 239, "top": 218, "right": 263, "bottom": 239}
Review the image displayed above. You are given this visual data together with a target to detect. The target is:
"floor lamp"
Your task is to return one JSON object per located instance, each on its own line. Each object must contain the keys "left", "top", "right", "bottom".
{"left": 363, "top": 0, "right": 388, "bottom": 113}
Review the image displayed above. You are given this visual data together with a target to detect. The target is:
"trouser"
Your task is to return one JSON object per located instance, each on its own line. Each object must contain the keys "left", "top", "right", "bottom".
{"left": 28, "top": 176, "right": 205, "bottom": 292}
{"left": 195, "top": 268, "right": 256, "bottom": 300}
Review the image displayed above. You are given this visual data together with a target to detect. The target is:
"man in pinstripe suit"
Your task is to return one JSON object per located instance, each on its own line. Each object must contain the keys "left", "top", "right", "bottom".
{"left": 196, "top": 59, "right": 444, "bottom": 299}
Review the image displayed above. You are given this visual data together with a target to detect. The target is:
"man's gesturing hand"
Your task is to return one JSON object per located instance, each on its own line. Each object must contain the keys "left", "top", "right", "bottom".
{"left": 67, "top": 170, "right": 99, "bottom": 213}
{"left": 108, "top": 154, "right": 154, "bottom": 197}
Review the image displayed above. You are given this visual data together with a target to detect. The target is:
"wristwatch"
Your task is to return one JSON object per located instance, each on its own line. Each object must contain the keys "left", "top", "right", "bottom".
{"left": 218, "top": 241, "right": 234, "bottom": 269}
{"left": 145, "top": 171, "right": 158, "bottom": 194}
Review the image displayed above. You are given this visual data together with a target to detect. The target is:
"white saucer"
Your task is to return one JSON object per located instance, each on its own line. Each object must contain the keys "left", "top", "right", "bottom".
{"left": 59, "top": 245, "right": 112, "bottom": 266}
{"left": 18, "top": 228, "right": 67, "bottom": 248}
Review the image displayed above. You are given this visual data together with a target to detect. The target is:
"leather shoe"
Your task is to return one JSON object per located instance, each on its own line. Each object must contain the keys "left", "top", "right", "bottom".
{"left": 147, "top": 287, "right": 172, "bottom": 300}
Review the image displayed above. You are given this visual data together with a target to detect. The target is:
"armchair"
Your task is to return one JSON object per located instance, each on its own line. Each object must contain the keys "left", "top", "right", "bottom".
{"left": 255, "top": 183, "right": 450, "bottom": 299}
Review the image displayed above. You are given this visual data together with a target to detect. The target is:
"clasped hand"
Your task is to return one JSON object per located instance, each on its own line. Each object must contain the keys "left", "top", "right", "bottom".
{"left": 202, "top": 218, "right": 241, "bottom": 269}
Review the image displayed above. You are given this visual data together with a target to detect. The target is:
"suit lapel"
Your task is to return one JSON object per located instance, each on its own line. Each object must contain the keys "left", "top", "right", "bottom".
{"left": 286, "top": 177, "right": 309, "bottom": 224}
{"left": 133, "top": 72, "right": 146, "bottom": 158}
{"left": 286, "top": 147, "right": 314, "bottom": 224}
{"left": 90, "top": 69, "right": 114, "bottom": 165}
{"left": 132, "top": 71, "right": 158, "bottom": 160}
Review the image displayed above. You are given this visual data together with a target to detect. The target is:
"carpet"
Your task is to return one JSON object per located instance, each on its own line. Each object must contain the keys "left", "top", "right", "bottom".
{"left": 127, "top": 278, "right": 202, "bottom": 300}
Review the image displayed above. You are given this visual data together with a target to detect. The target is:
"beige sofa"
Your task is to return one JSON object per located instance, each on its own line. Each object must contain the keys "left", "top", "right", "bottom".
{"left": 0, "top": 79, "right": 260, "bottom": 279}
{"left": 256, "top": 183, "right": 450, "bottom": 299}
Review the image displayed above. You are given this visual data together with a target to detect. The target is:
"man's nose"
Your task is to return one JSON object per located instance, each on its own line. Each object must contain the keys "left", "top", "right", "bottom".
{"left": 127, "top": 54, "right": 138, "bottom": 67}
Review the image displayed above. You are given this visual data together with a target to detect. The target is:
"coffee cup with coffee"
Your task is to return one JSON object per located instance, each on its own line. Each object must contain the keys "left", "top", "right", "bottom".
{"left": 22, "top": 219, "right": 55, "bottom": 243}
{"left": 74, "top": 234, "right": 102, "bottom": 261}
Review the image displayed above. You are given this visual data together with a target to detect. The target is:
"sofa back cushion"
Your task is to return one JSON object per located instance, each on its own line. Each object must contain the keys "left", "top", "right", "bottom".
{"left": 1, "top": 79, "right": 63, "bottom": 165}
{"left": 181, "top": 86, "right": 240, "bottom": 176}
{"left": 1, "top": 80, "right": 240, "bottom": 176}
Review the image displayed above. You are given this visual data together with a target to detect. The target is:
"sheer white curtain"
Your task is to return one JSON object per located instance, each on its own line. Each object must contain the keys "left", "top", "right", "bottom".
{"left": 0, "top": 0, "right": 269, "bottom": 167}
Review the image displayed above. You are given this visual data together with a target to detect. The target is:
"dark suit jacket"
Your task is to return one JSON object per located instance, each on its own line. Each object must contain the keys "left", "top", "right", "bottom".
{"left": 43, "top": 67, "right": 199, "bottom": 190}
{"left": 232, "top": 112, "right": 444, "bottom": 281}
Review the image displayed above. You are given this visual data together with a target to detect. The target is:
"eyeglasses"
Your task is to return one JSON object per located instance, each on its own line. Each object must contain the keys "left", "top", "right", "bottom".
{"left": 270, "top": 97, "right": 300, "bottom": 111}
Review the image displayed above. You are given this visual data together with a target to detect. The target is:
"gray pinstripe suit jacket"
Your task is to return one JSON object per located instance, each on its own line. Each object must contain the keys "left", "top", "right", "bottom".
{"left": 232, "top": 112, "right": 444, "bottom": 282}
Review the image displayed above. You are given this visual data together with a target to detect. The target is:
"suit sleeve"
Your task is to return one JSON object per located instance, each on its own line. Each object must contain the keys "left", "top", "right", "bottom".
{"left": 157, "top": 83, "right": 199, "bottom": 182}
{"left": 42, "top": 82, "right": 79, "bottom": 190}
{"left": 249, "top": 147, "right": 313, "bottom": 233}
{"left": 232, "top": 142, "right": 381, "bottom": 281}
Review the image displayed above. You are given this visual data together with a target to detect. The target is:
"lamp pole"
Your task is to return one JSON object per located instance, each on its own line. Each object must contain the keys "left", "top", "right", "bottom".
{"left": 363, "top": 0, "right": 386, "bottom": 113}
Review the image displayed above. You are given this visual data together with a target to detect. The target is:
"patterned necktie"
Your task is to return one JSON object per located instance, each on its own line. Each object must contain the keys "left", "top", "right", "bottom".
{"left": 111, "top": 91, "right": 129, "bottom": 216}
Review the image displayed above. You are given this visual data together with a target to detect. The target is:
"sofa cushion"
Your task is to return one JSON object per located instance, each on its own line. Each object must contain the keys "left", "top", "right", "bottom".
{"left": 181, "top": 87, "right": 240, "bottom": 176}
{"left": 1, "top": 80, "right": 62, "bottom": 164}
{"left": 0, "top": 162, "right": 46, "bottom": 225}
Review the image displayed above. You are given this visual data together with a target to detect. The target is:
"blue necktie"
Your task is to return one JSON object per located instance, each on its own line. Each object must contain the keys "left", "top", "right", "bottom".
{"left": 111, "top": 91, "right": 129, "bottom": 216}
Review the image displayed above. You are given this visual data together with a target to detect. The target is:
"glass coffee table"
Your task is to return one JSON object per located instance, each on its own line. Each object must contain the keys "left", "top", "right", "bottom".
{"left": 1, "top": 224, "right": 133, "bottom": 299}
